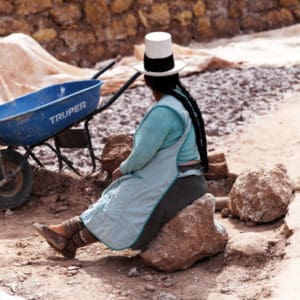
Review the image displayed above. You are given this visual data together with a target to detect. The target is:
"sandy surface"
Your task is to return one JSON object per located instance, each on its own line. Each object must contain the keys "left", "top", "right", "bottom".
{"left": 220, "top": 94, "right": 300, "bottom": 300}
{"left": 220, "top": 94, "right": 300, "bottom": 178}
{"left": 0, "top": 67, "right": 299, "bottom": 300}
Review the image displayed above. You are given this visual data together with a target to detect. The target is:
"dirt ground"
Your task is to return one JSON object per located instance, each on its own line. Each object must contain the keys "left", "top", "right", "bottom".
{"left": 1, "top": 69, "right": 300, "bottom": 300}
{"left": 0, "top": 167, "right": 288, "bottom": 300}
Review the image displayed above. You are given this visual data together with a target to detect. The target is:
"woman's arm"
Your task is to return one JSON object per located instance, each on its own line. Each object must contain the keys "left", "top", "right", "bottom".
{"left": 119, "top": 106, "right": 178, "bottom": 174}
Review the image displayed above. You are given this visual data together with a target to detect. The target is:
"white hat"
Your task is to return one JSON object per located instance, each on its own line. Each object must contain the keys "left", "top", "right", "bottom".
{"left": 134, "top": 32, "right": 186, "bottom": 77}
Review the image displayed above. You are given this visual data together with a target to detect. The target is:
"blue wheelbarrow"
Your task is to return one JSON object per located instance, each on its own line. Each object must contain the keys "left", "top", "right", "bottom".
{"left": 0, "top": 60, "right": 140, "bottom": 210}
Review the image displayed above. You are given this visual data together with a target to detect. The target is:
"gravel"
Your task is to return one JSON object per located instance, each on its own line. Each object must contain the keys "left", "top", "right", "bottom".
{"left": 31, "top": 65, "right": 300, "bottom": 173}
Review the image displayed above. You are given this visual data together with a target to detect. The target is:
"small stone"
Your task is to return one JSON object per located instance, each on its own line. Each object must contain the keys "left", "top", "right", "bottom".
{"left": 221, "top": 208, "right": 231, "bottom": 218}
{"left": 128, "top": 267, "right": 140, "bottom": 277}
{"left": 157, "top": 291, "right": 177, "bottom": 300}
{"left": 120, "top": 290, "right": 131, "bottom": 296}
{"left": 220, "top": 287, "right": 230, "bottom": 294}
{"left": 143, "top": 274, "right": 154, "bottom": 281}
{"left": 293, "top": 177, "right": 300, "bottom": 192}
{"left": 67, "top": 270, "right": 79, "bottom": 276}
{"left": 15, "top": 242, "right": 27, "bottom": 248}
{"left": 67, "top": 266, "right": 81, "bottom": 271}
{"left": 9, "top": 282, "right": 18, "bottom": 293}
{"left": 162, "top": 282, "right": 173, "bottom": 288}
{"left": 145, "top": 284, "right": 156, "bottom": 292}
{"left": 4, "top": 209, "right": 13, "bottom": 217}
{"left": 20, "top": 261, "right": 31, "bottom": 266}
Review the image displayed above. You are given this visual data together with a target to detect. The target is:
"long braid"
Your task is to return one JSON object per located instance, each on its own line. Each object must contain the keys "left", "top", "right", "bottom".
{"left": 168, "top": 81, "right": 209, "bottom": 173}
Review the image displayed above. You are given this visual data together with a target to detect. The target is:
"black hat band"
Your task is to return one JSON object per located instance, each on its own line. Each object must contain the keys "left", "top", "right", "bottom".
{"left": 144, "top": 54, "right": 175, "bottom": 72}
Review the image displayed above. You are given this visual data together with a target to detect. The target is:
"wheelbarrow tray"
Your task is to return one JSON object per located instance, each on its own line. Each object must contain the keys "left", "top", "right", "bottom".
{"left": 0, "top": 79, "right": 102, "bottom": 146}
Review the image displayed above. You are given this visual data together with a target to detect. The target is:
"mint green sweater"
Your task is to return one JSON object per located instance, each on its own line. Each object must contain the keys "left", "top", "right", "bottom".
{"left": 120, "top": 100, "right": 200, "bottom": 175}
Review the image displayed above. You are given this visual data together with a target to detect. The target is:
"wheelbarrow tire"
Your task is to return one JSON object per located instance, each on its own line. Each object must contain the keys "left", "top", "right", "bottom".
{"left": 0, "top": 150, "right": 33, "bottom": 210}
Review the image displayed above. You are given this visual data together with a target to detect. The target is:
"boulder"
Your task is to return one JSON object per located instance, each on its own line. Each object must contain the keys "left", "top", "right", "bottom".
{"left": 228, "top": 164, "right": 294, "bottom": 223}
{"left": 140, "top": 193, "right": 228, "bottom": 272}
{"left": 100, "top": 134, "right": 133, "bottom": 173}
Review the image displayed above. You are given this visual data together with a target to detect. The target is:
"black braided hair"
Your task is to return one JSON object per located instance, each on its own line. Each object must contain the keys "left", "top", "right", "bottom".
{"left": 144, "top": 74, "right": 209, "bottom": 173}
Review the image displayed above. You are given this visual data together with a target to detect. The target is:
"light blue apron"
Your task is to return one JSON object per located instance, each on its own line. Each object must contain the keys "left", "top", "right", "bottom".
{"left": 81, "top": 95, "right": 193, "bottom": 250}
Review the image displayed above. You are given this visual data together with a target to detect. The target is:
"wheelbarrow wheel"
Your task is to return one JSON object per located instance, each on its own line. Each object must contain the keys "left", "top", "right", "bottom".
{"left": 0, "top": 150, "right": 33, "bottom": 210}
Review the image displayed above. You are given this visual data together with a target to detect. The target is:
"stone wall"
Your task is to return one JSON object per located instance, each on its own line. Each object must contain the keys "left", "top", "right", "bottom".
{"left": 0, "top": 0, "right": 299, "bottom": 67}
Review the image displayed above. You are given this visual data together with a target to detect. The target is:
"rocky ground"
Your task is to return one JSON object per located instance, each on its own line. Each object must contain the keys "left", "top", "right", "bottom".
{"left": 1, "top": 65, "right": 300, "bottom": 300}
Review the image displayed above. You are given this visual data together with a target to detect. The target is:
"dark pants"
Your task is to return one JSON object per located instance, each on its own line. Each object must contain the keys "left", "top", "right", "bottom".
{"left": 132, "top": 167, "right": 207, "bottom": 251}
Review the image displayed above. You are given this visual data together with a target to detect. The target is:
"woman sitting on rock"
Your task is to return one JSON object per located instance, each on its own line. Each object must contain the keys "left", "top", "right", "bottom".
{"left": 33, "top": 32, "right": 209, "bottom": 258}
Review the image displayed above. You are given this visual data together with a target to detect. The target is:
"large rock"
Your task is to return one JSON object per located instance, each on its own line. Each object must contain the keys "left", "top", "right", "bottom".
{"left": 263, "top": 8, "right": 294, "bottom": 29}
{"left": 0, "top": 1, "right": 13, "bottom": 14}
{"left": 140, "top": 194, "right": 228, "bottom": 272}
{"left": 50, "top": 4, "right": 82, "bottom": 26}
{"left": 228, "top": 164, "right": 294, "bottom": 223}
{"left": 193, "top": 0, "right": 206, "bottom": 17}
{"left": 111, "top": 0, "right": 133, "bottom": 14}
{"left": 248, "top": 0, "right": 278, "bottom": 12}
{"left": 196, "top": 16, "right": 215, "bottom": 40}
{"left": 15, "top": 0, "right": 52, "bottom": 16}
{"left": 100, "top": 134, "right": 133, "bottom": 173}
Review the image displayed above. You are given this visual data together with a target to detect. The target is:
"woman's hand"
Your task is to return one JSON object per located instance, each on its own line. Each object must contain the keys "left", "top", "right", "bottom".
{"left": 112, "top": 168, "right": 123, "bottom": 180}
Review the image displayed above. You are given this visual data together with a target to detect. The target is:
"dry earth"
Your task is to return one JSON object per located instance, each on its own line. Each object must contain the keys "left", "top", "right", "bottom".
{"left": 1, "top": 65, "right": 300, "bottom": 300}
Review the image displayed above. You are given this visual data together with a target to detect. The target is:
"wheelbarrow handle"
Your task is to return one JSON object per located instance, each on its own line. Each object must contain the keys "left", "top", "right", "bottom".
{"left": 84, "top": 71, "right": 141, "bottom": 122}
{"left": 96, "top": 71, "right": 141, "bottom": 113}
{"left": 91, "top": 55, "right": 122, "bottom": 80}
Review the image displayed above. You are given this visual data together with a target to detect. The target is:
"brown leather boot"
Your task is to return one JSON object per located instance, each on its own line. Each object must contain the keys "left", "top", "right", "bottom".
{"left": 33, "top": 221, "right": 97, "bottom": 259}
{"left": 63, "top": 227, "right": 98, "bottom": 258}
{"left": 61, "top": 216, "right": 84, "bottom": 238}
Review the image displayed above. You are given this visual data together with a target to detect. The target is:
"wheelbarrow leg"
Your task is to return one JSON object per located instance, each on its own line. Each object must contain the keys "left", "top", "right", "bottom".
{"left": 84, "top": 120, "right": 97, "bottom": 172}
{"left": 53, "top": 136, "right": 64, "bottom": 171}
{"left": 43, "top": 142, "right": 81, "bottom": 176}
{"left": 24, "top": 146, "right": 45, "bottom": 168}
